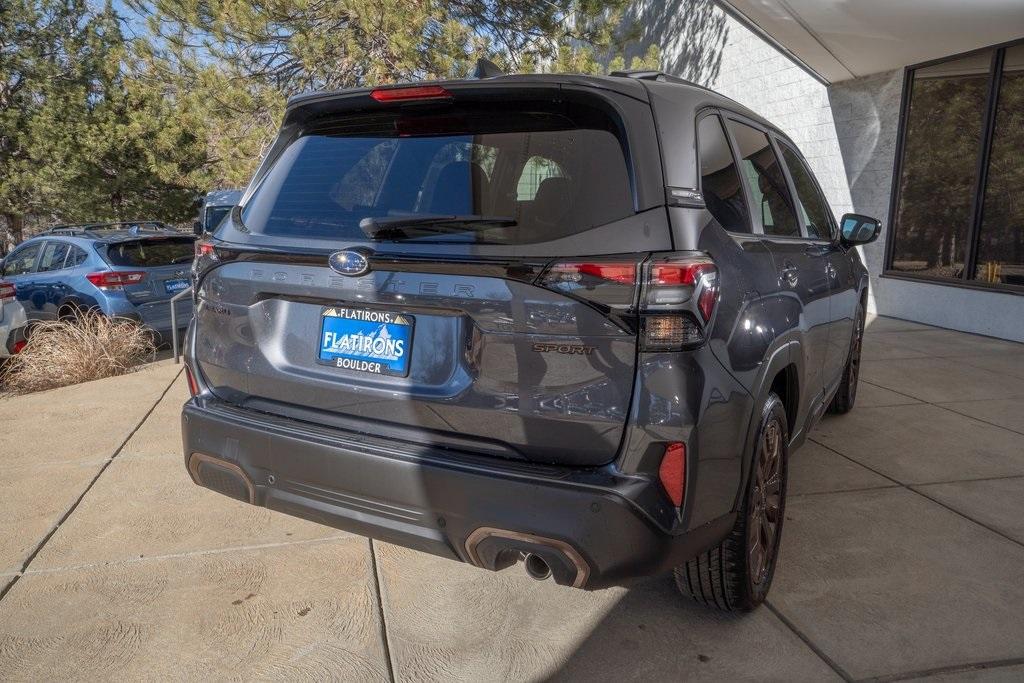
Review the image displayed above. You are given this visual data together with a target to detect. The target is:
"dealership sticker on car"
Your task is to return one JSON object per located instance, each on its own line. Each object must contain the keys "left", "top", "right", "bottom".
{"left": 318, "top": 307, "right": 414, "bottom": 377}
{"left": 164, "top": 278, "right": 190, "bottom": 294}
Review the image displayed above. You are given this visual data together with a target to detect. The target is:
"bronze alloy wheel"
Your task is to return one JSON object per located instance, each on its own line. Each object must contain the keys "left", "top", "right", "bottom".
{"left": 748, "top": 414, "right": 784, "bottom": 586}
{"left": 848, "top": 313, "right": 864, "bottom": 402}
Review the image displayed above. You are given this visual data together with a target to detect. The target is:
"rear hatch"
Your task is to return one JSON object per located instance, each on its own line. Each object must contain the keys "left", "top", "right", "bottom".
{"left": 103, "top": 235, "right": 196, "bottom": 328}
{"left": 193, "top": 82, "right": 671, "bottom": 466}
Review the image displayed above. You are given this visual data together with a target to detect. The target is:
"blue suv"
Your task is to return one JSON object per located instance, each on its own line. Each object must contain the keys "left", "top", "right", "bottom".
{"left": 0, "top": 222, "right": 196, "bottom": 339}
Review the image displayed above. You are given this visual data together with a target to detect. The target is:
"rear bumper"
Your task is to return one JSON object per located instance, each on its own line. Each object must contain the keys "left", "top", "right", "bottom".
{"left": 182, "top": 396, "right": 734, "bottom": 589}
{"left": 0, "top": 306, "right": 28, "bottom": 358}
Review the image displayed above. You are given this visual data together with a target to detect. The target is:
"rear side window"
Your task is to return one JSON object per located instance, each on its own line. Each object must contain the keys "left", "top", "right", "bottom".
{"left": 105, "top": 237, "right": 196, "bottom": 267}
{"left": 204, "top": 206, "right": 232, "bottom": 232}
{"left": 240, "top": 101, "right": 634, "bottom": 245}
{"left": 779, "top": 143, "right": 833, "bottom": 240}
{"left": 697, "top": 115, "right": 750, "bottom": 233}
{"left": 2, "top": 243, "right": 40, "bottom": 276}
{"left": 37, "top": 241, "right": 70, "bottom": 272}
{"left": 727, "top": 121, "right": 800, "bottom": 237}
{"left": 66, "top": 246, "right": 89, "bottom": 267}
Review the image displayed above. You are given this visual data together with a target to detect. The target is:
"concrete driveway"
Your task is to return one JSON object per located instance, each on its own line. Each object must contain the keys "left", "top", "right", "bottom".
{"left": 1, "top": 315, "right": 1023, "bottom": 682}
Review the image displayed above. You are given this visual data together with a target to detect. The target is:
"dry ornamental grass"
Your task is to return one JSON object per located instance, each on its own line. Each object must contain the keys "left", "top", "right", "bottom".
{"left": 0, "top": 312, "right": 155, "bottom": 395}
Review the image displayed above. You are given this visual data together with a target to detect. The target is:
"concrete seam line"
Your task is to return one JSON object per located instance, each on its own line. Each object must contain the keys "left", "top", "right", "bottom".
{"left": 856, "top": 655, "right": 1024, "bottom": 683}
{"left": 930, "top": 402, "right": 1024, "bottom": 438}
{"left": 764, "top": 601, "right": 853, "bottom": 681}
{"left": 369, "top": 539, "right": 397, "bottom": 683}
{"left": 807, "top": 437, "right": 1024, "bottom": 552}
{"left": 21, "top": 534, "right": 352, "bottom": 576}
{"left": 789, "top": 483, "right": 900, "bottom": 499}
{"left": 0, "top": 368, "right": 182, "bottom": 604}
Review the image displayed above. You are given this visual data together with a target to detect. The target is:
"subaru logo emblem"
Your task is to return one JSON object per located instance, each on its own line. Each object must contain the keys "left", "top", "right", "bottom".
{"left": 328, "top": 250, "right": 371, "bottom": 277}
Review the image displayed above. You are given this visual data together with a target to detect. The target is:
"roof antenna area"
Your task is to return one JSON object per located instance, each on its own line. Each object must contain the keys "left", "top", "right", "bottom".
{"left": 472, "top": 58, "right": 504, "bottom": 79}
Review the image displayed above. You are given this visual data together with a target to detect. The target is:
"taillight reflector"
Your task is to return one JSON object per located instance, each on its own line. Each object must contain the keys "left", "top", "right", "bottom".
{"left": 195, "top": 240, "right": 215, "bottom": 257}
{"left": 185, "top": 365, "right": 199, "bottom": 397}
{"left": 370, "top": 85, "right": 452, "bottom": 102}
{"left": 659, "top": 442, "right": 686, "bottom": 507}
{"left": 0, "top": 281, "right": 15, "bottom": 301}
{"left": 85, "top": 271, "right": 146, "bottom": 288}
{"left": 12, "top": 339, "right": 27, "bottom": 354}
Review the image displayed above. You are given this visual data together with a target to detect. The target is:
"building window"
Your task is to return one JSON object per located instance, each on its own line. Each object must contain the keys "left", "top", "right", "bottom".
{"left": 888, "top": 40, "right": 1024, "bottom": 291}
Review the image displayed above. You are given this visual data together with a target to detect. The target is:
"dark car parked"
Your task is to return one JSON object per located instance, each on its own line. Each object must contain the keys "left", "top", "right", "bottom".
{"left": 0, "top": 222, "right": 196, "bottom": 339}
{"left": 181, "top": 72, "right": 880, "bottom": 611}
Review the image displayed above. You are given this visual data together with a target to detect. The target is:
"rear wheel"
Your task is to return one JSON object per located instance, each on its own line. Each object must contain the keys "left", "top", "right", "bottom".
{"left": 828, "top": 302, "right": 865, "bottom": 414}
{"left": 674, "top": 394, "right": 789, "bottom": 611}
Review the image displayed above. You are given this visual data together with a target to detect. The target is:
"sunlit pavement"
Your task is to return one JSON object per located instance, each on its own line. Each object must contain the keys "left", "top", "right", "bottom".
{"left": 2, "top": 316, "right": 1023, "bottom": 681}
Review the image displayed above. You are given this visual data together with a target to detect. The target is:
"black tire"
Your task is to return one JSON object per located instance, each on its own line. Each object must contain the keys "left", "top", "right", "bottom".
{"left": 828, "top": 302, "right": 865, "bottom": 415}
{"left": 674, "top": 394, "right": 789, "bottom": 611}
{"left": 58, "top": 303, "right": 83, "bottom": 323}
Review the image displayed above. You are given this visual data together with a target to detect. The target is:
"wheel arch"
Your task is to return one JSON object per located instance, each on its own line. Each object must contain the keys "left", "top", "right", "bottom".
{"left": 732, "top": 342, "right": 801, "bottom": 512}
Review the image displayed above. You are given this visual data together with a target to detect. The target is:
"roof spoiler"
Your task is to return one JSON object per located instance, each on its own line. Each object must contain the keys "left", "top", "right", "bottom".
{"left": 609, "top": 69, "right": 696, "bottom": 86}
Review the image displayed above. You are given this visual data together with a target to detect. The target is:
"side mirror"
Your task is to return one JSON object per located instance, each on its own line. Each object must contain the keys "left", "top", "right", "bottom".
{"left": 839, "top": 213, "right": 881, "bottom": 246}
{"left": 192, "top": 220, "right": 203, "bottom": 236}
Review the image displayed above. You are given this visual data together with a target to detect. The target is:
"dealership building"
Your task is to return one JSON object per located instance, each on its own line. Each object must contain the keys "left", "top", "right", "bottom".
{"left": 631, "top": 0, "right": 1024, "bottom": 341}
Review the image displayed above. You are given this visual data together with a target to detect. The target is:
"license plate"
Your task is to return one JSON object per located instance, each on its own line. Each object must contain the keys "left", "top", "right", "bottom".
{"left": 164, "top": 278, "right": 189, "bottom": 294}
{"left": 318, "top": 307, "right": 414, "bottom": 377}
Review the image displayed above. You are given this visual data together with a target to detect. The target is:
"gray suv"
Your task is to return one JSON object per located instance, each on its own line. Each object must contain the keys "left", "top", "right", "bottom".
{"left": 181, "top": 72, "right": 880, "bottom": 611}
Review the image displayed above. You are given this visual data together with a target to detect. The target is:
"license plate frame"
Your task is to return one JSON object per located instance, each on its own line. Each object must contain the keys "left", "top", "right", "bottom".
{"left": 317, "top": 306, "right": 415, "bottom": 377}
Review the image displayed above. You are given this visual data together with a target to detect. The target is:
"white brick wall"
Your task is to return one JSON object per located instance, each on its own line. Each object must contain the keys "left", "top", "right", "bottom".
{"left": 667, "top": 6, "right": 855, "bottom": 219}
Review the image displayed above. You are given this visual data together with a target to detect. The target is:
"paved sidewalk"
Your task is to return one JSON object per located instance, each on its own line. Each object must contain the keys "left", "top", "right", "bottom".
{"left": 1, "top": 316, "right": 1023, "bottom": 681}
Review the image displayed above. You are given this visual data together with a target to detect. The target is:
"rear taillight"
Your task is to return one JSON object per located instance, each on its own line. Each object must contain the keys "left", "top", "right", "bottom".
{"left": 195, "top": 240, "right": 216, "bottom": 257}
{"left": 659, "top": 442, "right": 687, "bottom": 507}
{"left": 536, "top": 253, "right": 718, "bottom": 350}
{"left": 0, "top": 281, "right": 15, "bottom": 303}
{"left": 539, "top": 260, "right": 638, "bottom": 309}
{"left": 85, "top": 271, "right": 146, "bottom": 289}
{"left": 192, "top": 238, "right": 221, "bottom": 284}
{"left": 370, "top": 85, "right": 452, "bottom": 102}
{"left": 12, "top": 339, "right": 27, "bottom": 354}
{"left": 639, "top": 255, "right": 718, "bottom": 351}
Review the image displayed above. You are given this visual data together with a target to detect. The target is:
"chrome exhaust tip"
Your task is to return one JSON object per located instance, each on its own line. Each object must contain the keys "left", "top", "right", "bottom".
{"left": 524, "top": 553, "right": 552, "bottom": 581}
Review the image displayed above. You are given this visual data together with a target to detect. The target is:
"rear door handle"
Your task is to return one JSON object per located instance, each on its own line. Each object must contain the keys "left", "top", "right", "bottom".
{"left": 780, "top": 265, "right": 799, "bottom": 287}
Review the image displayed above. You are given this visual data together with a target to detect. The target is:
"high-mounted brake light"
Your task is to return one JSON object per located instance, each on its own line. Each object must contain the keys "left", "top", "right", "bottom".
{"left": 86, "top": 271, "right": 146, "bottom": 289}
{"left": 370, "top": 85, "right": 452, "bottom": 102}
{"left": 659, "top": 442, "right": 686, "bottom": 507}
{"left": 0, "top": 281, "right": 15, "bottom": 303}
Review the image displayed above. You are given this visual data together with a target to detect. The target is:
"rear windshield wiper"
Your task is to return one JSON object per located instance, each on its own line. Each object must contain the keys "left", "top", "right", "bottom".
{"left": 359, "top": 214, "right": 516, "bottom": 239}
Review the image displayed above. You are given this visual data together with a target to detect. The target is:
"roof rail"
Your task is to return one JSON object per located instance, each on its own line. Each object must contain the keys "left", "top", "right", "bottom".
{"left": 42, "top": 226, "right": 97, "bottom": 236}
{"left": 608, "top": 70, "right": 696, "bottom": 86}
{"left": 41, "top": 221, "right": 175, "bottom": 236}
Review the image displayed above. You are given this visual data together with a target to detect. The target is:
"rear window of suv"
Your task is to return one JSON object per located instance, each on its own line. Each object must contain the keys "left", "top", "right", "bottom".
{"left": 239, "top": 101, "right": 634, "bottom": 244}
{"left": 104, "top": 237, "right": 196, "bottom": 267}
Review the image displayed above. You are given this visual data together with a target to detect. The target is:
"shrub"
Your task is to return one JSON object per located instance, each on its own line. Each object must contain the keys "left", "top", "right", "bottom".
{"left": 0, "top": 312, "right": 155, "bottom": 394}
